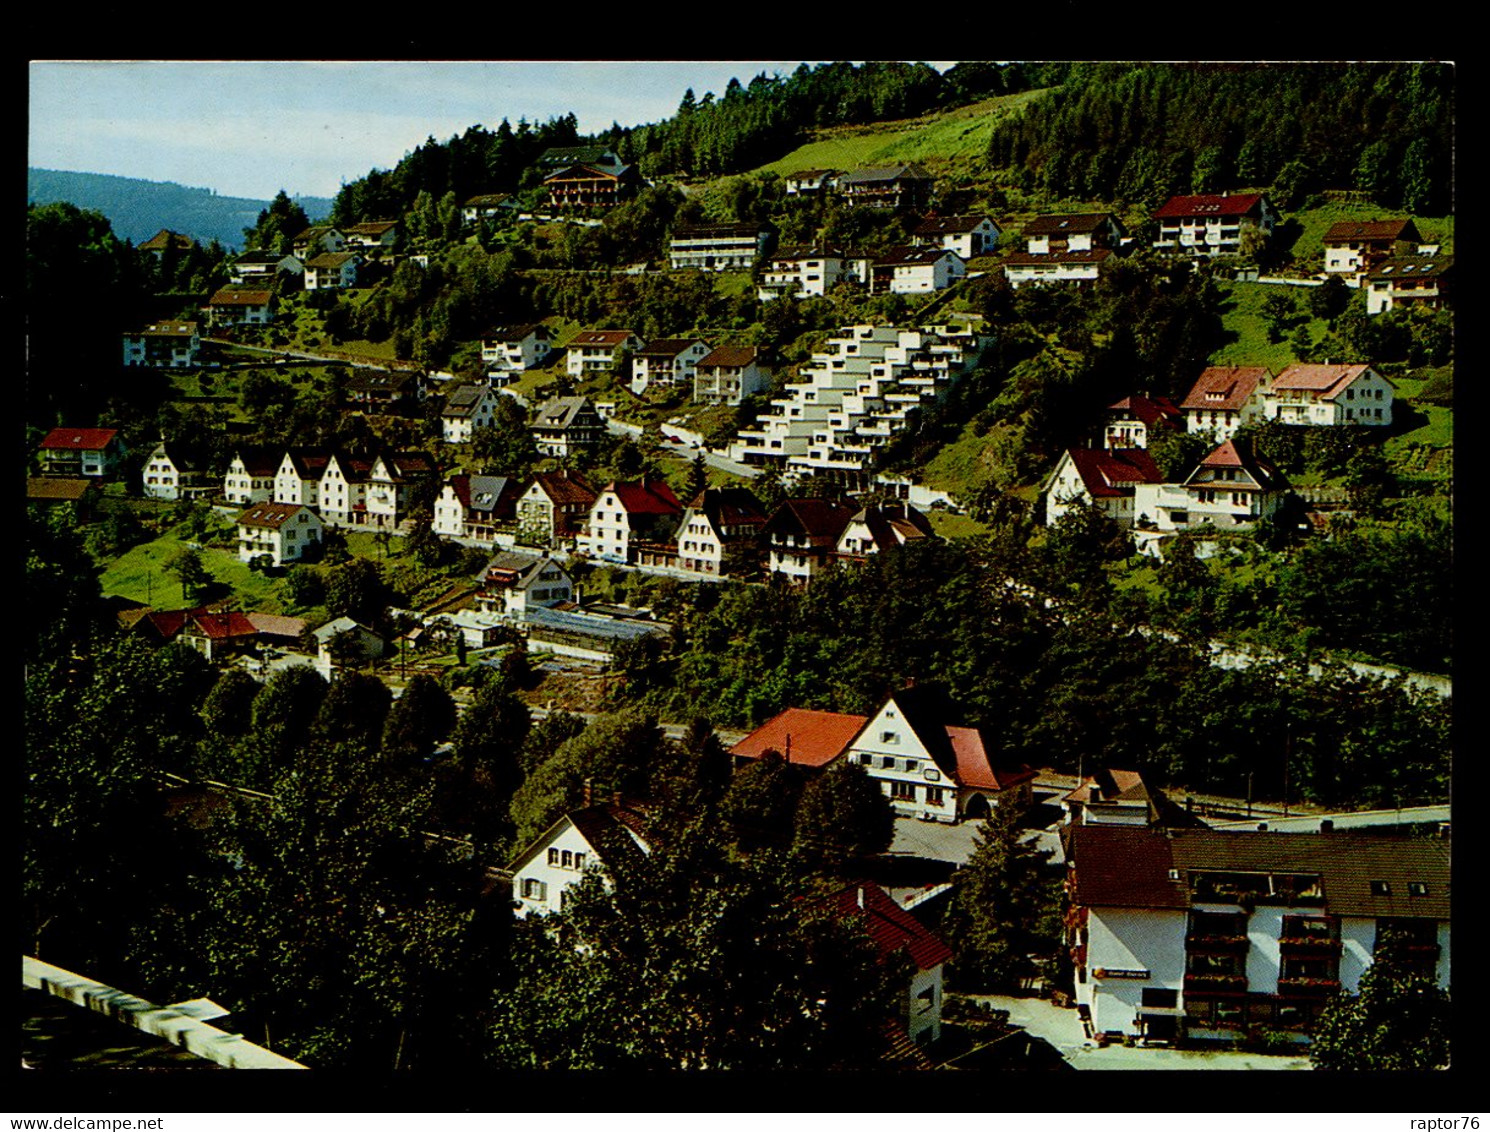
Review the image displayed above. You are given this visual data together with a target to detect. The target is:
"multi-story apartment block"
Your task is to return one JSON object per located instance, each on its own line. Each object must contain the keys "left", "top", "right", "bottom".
{"left": 1265, "top": 364, "right": 1395, "bottom": 427}
{"left": 756, "top": 246, "right": 849, "bottom": 301}
{"left": 630, "top": 338, "right": 711, "bottom": 397}
{"left": 122, "top": 321, "right": 200, "bottom": 368}
{"left": 1322, "top": 219, "right": 1423, "bottom": 287}
{"left": 1152, "top": 193, "right": 1279, "bottom": 258}
{"left": 480, "top": 323, "right": 552, "bottom": 379}
{"left": 668, "top": 223, "right": 771, "bottom": 271}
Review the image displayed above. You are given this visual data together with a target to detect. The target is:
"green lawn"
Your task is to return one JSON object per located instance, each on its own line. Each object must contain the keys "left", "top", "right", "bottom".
{"left": 1277, "top": 201, "right": 1454, "bottom": 264}
{"left": 1210, "top": 281, "right": 1331, "bottom": 370}
{"left": 101, "top": 531, "right": 288, "bottom": 612}
{"left": 927, "top": 510, "right": 991, "bottom": 539}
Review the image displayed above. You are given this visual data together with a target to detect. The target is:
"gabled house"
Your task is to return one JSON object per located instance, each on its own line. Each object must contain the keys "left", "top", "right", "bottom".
{"left": 440, "top": 383, "right": 501, "bottom": 443}
{"left": 1062, "top": 769, "right": 1199, "bottom": 828}
{"left": 515, "top": 470, "right": 598, "bottom": 548}
{"left": 229, "top": 251, "right": 302, "bottom": 285}
{"left": 784, "top": 169, "right": 837, "bottom": 196}
{"left": 869, "top": 245, "right": 966, "bottom": 294}
{"left": 316, "top": 451, "right": 376, "bottom": 527}
{"left": 1002, "top": 248, "right": 1113, "bottom": 289}
{"left": 1179, "top": 366, "right": 1273, "bottom": 442}
{"left": 204, "top": 286, "right": 276, "bottom": 327}
{"left": 1322, "top": 219, "right": 1423, "bottom": 286}
{"left": 542, "top": 162, "right": 641, "bottom": 210}
{"left": 122, "top": 322, "right": 200, "bottom": 368}
{"left": 825, "top": 882, "right": 953, "bottom": 1047}
{"left": 763, "top": 498, "right": 856, "bottom": 583}
{"left": 37, "top": 427, "right": 124, "bottom": 478}
{"left": 364, "top": 452, "right": 436, "bottom": 531}
{"left": 566, "top": 329, "right": 643, "bottom": 377}
{"left": 675, "top": 487, "right": 768, "bottom": 576}
{"left": 756, "top": 246, "right": 848, "bottom": 301}
{"left": 537, "top": 146, "right": 623, "bottom": 173}
{"left": 911, "top": 214, "right": 1001, "bottom": 259}
{"left": 834, "top": 503, "right": 934, "bottom": 562}
{"left": 1133, "top": 439, "right": 1289, "bottom": 532}
{"left": 291, "top": 225, "right": 344, "bottom": 259}
{"left": 1022, "top": 213, "right": 1126, "bottom": 255}
{"left": 302, "top": 251, "right": 359, "bottom": 291}
{"left": 531, "top": 396, "right": 607, "bottom": 458}
{"left": 693, "top": 346, "right": 771, "bottom": 405}
{"left": 133, "top": 606, "right": 261, "bottom": 664}
{"left": 1266, "top": 364, "right": 1395, "bottom": 427}
{"left": 579, "top": 479, "right": 684, "bottom": 564}
{"left": 274, "top": 448, "right": 331, "bottom": 508}
{"left": 139, "top": 229, "right": 195, "bottom": 257}
{"left": 1364, "top": 255, "right": 1453, "bottom": 315}
{"left": 1043, "top": 448, "right": 1164, "bottom": 529}
{"left": 1104, "top": 395, "right": 1182, "bottom": 450}
{"left": 461, "top": 193, "right": 517, "bottom": 227}
{"left": 472, "top": 550, "right": 573, "bottom": 618}
{"left": 837, "top": 164, "right": 934, "bottom": 211}
{"left": 340, "top": 220, "right": 399, "bottom": 255}
{"left": 26, "top": 476, "right": 99, "bottom": 519}
{"left": 312, "top": 617, "right": 385, "bottom": 676}
{"left": 668, "top": 223, "right": 772, "bottom": 271}
{"left": 344, "top": 369, "right": 424, "bottom": 411}
{"left": 731, "top": 685, "right": 1036, "bottom": 823}
{"left": 1152, "top": 192, "right": 1279, "bottom": 258}
{"left": 142, "top": 440, "right": 213, "bottom": 501}
{"left": 236, "top": 501, "right": 324, "bottom": 566}
{"left": 630, "top": 338, "right": 712, "bottom": 397}
{"left": 1064, "top": 824, "right": 1450, "bottom": 1045}
{"left": 510, "top": 800, "right": 654, "bottom": 918}
{"left": 224, "top": 450, "right": 279, "bottom": 504}
{"left": 481, "top": 323, "right": 552, "bottom": 378}
{"left": 432, "top": 473, "right": 521, "bottom": 543}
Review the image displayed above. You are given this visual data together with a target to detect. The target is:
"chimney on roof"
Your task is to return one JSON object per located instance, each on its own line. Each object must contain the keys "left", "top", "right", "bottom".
{"left": 856, "top": 886, "right": 865, "bottom": 909}
{"left": 583, "top": 778, "right": 593, "bottom": 807}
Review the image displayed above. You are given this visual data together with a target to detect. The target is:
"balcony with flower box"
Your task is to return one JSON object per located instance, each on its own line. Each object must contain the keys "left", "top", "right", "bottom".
{"left": 1275, "top": 977, "right": 1341, "bottom": 998}
{"left": 1183, "top": 973, "right": 1248, "bottom": 996}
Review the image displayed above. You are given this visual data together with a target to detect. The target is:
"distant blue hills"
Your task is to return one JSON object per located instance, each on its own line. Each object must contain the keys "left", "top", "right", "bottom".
{"left": 27, "top": 168, "right": 335, "bottom": 252}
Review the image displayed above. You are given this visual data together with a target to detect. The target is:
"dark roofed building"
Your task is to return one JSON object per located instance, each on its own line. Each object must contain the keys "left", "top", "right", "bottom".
{"left": 764, "top": 498, "right": 857, "bottom": 582}
{"left": 1152, "top": 192, "right": 1279, "bottom": 258}
{"left": 837, "top": 164, "right": 934, "bottom": 211}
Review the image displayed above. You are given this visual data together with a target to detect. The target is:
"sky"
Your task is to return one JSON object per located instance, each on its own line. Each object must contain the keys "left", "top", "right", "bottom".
{"left": 28, "top": 60, "right": 949, "bottom": 202}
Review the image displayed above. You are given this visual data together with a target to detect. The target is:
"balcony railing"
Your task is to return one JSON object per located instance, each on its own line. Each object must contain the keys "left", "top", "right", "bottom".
{"left": 1276, "top": 977, "right": 1341, "bottom": 997}
{"left": 1185, "top": 933, "right": 1251, "bottom": 953}
{"left": 1278, "top": 936, "right": 1342, "bottom": 955}
{"left": 1183, "top": 973, "right": 1247, "bottom": 995}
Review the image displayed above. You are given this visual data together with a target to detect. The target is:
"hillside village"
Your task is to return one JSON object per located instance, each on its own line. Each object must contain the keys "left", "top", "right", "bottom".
{"left": 24, "top": 61, "right": 1453, "bottom": 1075}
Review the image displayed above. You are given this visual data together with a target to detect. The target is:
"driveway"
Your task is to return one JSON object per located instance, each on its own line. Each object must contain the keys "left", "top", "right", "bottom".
{"left": 970, "top": 994, "right": 1312, "bottom": 1071}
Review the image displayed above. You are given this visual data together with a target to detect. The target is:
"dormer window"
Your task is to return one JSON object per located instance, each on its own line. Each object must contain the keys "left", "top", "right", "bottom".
{"left": 1370, "top": 880, "right": 1391, "bottom": 896}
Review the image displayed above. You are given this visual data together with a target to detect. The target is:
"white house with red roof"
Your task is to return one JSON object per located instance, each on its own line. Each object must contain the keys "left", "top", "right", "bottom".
{"left": 1322, "top": 219, "right": 1423, "bottom": 286}
{"left": 204, "top": 287, "right": 275, "bottom": 327}
{"left": 1133, "top": 439, "right": 1289, "bottom": 532}
{"left": 1265, "top": 364, "right": 1395, "bottom": 427}
{"left": 1043, "top": 448, "right": 1164, "bottom": 528}
{"left": 1002, "top": 248, "right": 1113, "bottom": 289}
{"left": 578, "top": 479, "right": 684, "bottom": 564}
{"left": 1152, "top": 192, "right": 1279, "bottom": 258}
{"left": 36, "top": 427, "right": 124, "bottom": 478}
{"left": 732, "top": 687, "right": 1035, "bottom": 824}
{"left": 1179, "top": 365, "right": 1273, "bottom": 441}
{"left": 825, "top": 881, "right": 953, "bottom": 1046}
{"left": 763, "top": 498, "right": 857, "bottom": 583}
{"left": 1104, "top": 394, "right": 1182, "bottom": 450}
{"left": 693, "top": 345, "right": 771, "bottom": 405}
{"left": 235, "top": 501, "right": 324, "bottom": 566}
{"left": 515, "top": 470, "right": 599, "bottom": 549}
{"left": 675, "top": 487, "right": 768, "bottom": 577}
{"left": 565, "top": 329, "right": 644, "bottom": 377}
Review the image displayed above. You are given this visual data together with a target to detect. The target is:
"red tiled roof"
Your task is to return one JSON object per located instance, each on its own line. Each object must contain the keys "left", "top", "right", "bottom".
{"left": 1180, "top": 366, "right": 1271, "bottom": 412}
{"left": 208, "top": 288, "right": 272, "bottom": 306}
{"left": 1153, "top": 192, "right": 1267, "bottom": 219}
{"left": 1107, "top": 394, "right": 1182, "bottom": 427}
{"left": 731, "top": 708, "right": 868, "bottom": 768}
{"left": 607, "top": 479, "right": 682, "bottom": 516}
{"left": 570, "top": 330, "right": 636, "bottom": 347}
{"left": 40, "top": 427, "right": 119, "bottom": 451}
{"left": 765, "top": 498, "right": 856, "bottom": 542}
{"left": 1022, "top": 213, "right": 1120, "bottom": 236}
{"left": 530, "top": 470, "right": 597, "bottom": 506}
{"left": 186, "top": 611, "right": 258, "bottom": 640}
{"left": 237, "top": 501, "right": 311, "bottom": 529}
{"left": 828, "top": 882, "right": 953, "bottom": 971}
{"left": 1194, "top": 440, "right": 1286, "bottom": 491}
{"left": 946, "top": 726, "right": 1034, "bottom": 792}
{"left": 1065, "top": 449, "right": 1163, "bottom": 498}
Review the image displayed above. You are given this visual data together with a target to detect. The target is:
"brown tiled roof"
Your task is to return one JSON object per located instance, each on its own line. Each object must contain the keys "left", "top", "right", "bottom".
{"left": 1366, "top": 255, "right": 1453, "bottom": 282}
{"left": 698, "top": 346, "right": 763, "bottom": 369}
{"left": 946, "top": 725, "right": 1035, "bottom": 793}
{"left": 1068, "top": 826, "right": 1455, "bottom": 920}
{"left": 913, "top": 215, "right": 996, "bottom": 236}
{"left": 529, "top": 470, "right": 597, "bottom": 506}
{"left": 671, "top": 223, "right": 766, "bottom": 239}
{"left": 1323, "top": 219, "right": 1419, "bottom": 244}
{"left": 305, "top": 251, "right": 359, "bottom": 268}
{"left": 876, "top": 245, "right": 957, "bottom": 266}
{"left": 765, "top": 498, "right": 856, "bottom": 542}
{"left": 606, "top": 479, "right": 682, "bottom": 517}
{"left": 635, "top": 338, "right": 707, "bottom": 358}
{"left": 207, "top": 288, "right": 273, "bottom": 307}
{"left": 569, "top": 330, "right": 636, "bottom": 348}
{"left": 1180, "top": 366, "right": 1271, "bottom": 412}
{"left": 731, "top": 708, "right": 868, "bottom": 768}
{"left": 1107, "top": 394, "right": 1182, "bottom": 427}
{"left": 1194, "top": 439, "right": 1286, "bottom": 490}
{"left": 839, "top": 164, "right": 932, "bottom": 185}
{"left": 27, "top": 476, "right": 95, "bottom": 501}
{"left": 1023, "top": 212, "right": 1120, "bottom": 236}
{"left": 1273, "top": 364, "right": 1386, "bottom": 400}
{"left": 237, "top": 501, "right": 312, "bottom": 529}
{"left": 482, "top": 323, "right": 547, "bottom": 342}
{"left": 139, "top": 229, "right": 194, "bottom": 252}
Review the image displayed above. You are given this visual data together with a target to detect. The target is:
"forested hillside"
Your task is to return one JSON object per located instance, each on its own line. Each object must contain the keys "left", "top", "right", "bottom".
{"left": 984, "top": 62, "right": 1453, "bottom": 213}
{"left": 26, "top": 168, "right": 332, "bottom": 250}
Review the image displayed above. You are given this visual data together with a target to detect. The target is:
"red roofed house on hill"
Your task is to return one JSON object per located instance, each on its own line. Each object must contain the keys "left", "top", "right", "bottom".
{"left": 1064, "top": 824, "right": 1450, "bottom": 1046}
{"left": 1133, "top": 439, "right": 1289, "bottom": 533}
{"left": 731, "top": 686, "right": 1035, "bottom": 824}
{"left": 1179, "top": 365, "right": 1273, "bottom": 442}
{"left": 1104, "top": 394, "right": 1182, "bottom": 450}
{"left": 693, "top": 345, "right": 772, "bottom": 405}
{"left": 36, "top": 427, "right": 124, "bottom": 478}
{"left": 578, "top": 479, "right": 683, "bottom": 565}
{"left": 1265, "top": 364, "right": 1395, "bottom": 427}
{"left": 825, "top": 881, "right": 953, "bottom": 1047}
{"left": 1152, "top": 192, "right": 1279, "bottom": 259}
{"left": 1042, "top": 448, "right": 1164, "bottom": 529}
